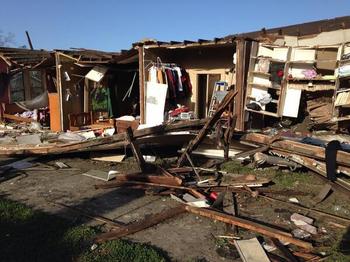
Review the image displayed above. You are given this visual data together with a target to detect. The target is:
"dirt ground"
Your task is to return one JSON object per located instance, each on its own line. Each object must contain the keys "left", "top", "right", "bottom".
{"left": 0, "top": 154, "right": 230, "bottom": 262}
{"left": 0, "top": 153, "right": 349, "bottom": 261}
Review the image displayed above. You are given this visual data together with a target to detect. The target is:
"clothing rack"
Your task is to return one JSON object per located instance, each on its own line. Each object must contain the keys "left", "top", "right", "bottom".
{"left": 145, "top": 57, "right": 179, "bottom": 71}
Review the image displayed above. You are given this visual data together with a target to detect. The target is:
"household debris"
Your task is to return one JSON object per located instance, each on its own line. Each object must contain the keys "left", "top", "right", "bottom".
{"left": 2, "top": 20, "right": 350, "bottom": 260}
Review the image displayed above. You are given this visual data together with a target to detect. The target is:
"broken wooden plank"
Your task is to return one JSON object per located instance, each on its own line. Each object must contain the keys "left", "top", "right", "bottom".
{"left": 52, "top": 202, "right": 124, "bottom": 229}
{"left": 0, "top": 119, "right": 205, "bottom": 156}
{"left": 259, "top": 194, "right": 350, "bottom": 224}
{"left": 115, "top": 173, "right": 182, "bottom": 186}
{"left": 233, "top": 133, "right": 282, "bottom": 160}
{"left": 184, "top": 205, "right": 313, "bottom": 250}
{"left": 95, "top": 180, "right": 205, "bottom": 199}
{"left": 185, "top": 152, "right": 201, "bottom": 180}
{"left": 177, "top": 90, "right": 238, "bottom": 167}
{"left": 167, "top": 167, "right": 193, "bottom": 174}
{"left": 243, "top": 133, "right": 350, "bottom": 167}
{"left": 125, "top": 127, "right": 147, "bottom": 172}
{"left": 271, "top": 238, "right": 299, "bottom": 262}
{"left": 95, "top": 205, "right": 186, "bottom": 243}
{"left": 91, "top": 154, "right": 125, "bottom": 163}
{"left": 224, "top": 114, "right": 237, "bottom": 160}
{"left": 3, "top": 113, "right": 34, "bottom": 123}
{"left": 270, "top": 150, "right": 350, "bottom": 197}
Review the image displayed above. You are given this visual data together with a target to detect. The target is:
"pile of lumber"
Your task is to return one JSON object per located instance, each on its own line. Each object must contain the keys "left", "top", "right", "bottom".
{"left": 306, "top": 99, "right": 333, "bottom": 124}
{"left": 0, "top": 119, "right": 206, "bottom": 156}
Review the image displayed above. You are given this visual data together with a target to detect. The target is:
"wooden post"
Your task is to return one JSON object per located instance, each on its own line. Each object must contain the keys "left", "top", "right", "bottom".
{"left": 138, "top": 45, "right": 145, "bottom": 124}
{"left": 125, "top": 127, "right": 146, "bottom": 172}
{"left": 234, "top": 39, "right": 247, "bottom": 131}
{"left": 224, "top": 114, "right": 237, "bottom": 160}
{"left": 84, "top": 78, "right": 89, "bottom": 113}
{"left": 54, "top": 52, "right": 63, "bottom": 131}
{"left": 177, "top": 90, "right": 238, "bottom": 167}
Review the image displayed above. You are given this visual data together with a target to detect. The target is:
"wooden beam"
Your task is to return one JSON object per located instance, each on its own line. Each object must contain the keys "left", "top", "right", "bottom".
{"left": 224, "top": 115, "right": 237, "bottom": 160}
{"left": 125, "top": 127, "right": 147, "bottom": 172}
{"left": 234, "top": 39, "right": 247, "bottom": 131}
{"left": 243, "top": 133, "right": 350, "bottom": 168}
{"left": 185, "top": 205, "right": 313, "bottom": 250}
{"left": 3, "top": 113, "right": 34, "bottom": 123}
{"left": 259, "top": 194, "right": 350, "bottom": 224}
{"left": 271, "top": 238, "right": 299, "bottom": 262}
{"left": 53, "top": 202, "right": 124, "bottom": 229}
{"left": 84, "top": 78, "right": 89, "bottom": 113}
{"left": 138, "top": 46, "right": 145, "bottom": 124}
{"left": 270, "top": 150, "right": 350, "bottom": 197}
{"left": 95, "top": 205, "right": 186, "bottom": 243}
{"left": 54, "top": 52, "right": 64, "bottom": 131}
{"left": 177, "top": 89, "right": 238, "bottom": 167}
{"left": 114, "top": 173, "right": 182, "bottom": 186}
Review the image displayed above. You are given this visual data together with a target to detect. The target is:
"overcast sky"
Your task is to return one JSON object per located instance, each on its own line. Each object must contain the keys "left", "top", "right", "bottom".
{"left": 1, "top": 0, "right": 349, "bottom": 51}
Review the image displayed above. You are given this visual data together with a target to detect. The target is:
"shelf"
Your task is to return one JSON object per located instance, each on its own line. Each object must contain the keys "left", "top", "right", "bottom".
{"left": 331, "top": 115, "right": 350, "bottom": 122}
{"left": 336, "top": 88, "right": 350, "bottom": 93}
{"left": 245, "top": 108, "right": 280, "bottom": 117}
{"left": 335, "top": 103, "right": 350, "bottom": 107}
{"left": 247, "top": 96, "right": 279, "bottom": 104}
{"left": 287, "top": 78, "right": 336, "bottom": 82}
{"left": 251, "top": 56, "right": 286, "bottom": 63}
{"left": 251, "top": 71, "right": 271, "bottom": 77}
{"left": 288, "top": 60, "right": 316, "bottom": 64}
{"left": 338, "top": 75, "right": 350, "bottom": 80}
{"left": 248, "top": 83, "right": 281, "bottom": 90}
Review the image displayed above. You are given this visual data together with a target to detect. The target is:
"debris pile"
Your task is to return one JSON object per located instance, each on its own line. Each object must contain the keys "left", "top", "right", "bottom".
{"left": 2, "top": 90, "right": 350, "bottom": 261}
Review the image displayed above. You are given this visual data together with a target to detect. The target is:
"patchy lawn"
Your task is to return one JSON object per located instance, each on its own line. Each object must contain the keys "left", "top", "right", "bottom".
{"left": 0, "top": 198, "right": 167, "bottom": 262}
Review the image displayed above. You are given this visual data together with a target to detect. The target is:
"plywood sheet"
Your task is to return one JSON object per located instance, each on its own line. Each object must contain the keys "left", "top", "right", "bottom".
{"left": 282, "top": 88, "right": 302, "bottom": 118}
{"left": 234, "top": 238, "right": 270, "bottom": 262}
{"left": 85, "top": 66, "right": 108, "bottom": 82}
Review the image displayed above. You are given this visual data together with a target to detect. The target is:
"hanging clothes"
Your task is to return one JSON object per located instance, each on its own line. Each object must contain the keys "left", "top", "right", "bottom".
{"left": 173, "top": 67, "right": 183, "bottom": 92}
{"left": 165, "top": 69, "right": 177, "bottom": 99}
{"left": 149, "top": 66, "right": 157, "bottom": 83}
{"left": 181, "top": 69, "right": 192, "bottom": 97}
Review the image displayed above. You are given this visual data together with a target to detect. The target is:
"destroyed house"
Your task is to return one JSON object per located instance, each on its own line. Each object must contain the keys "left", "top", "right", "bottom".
{"left": 0, "top": 47, "right": 55, "bottom": 127}
{"left": 134, "top": 16, "right": 350, "bottom": 133}
{"left": 1, "top": 16, "right": 350, "bottom": 135}
{"left": 227, "top": 15, "right": 350, "bottom": 132}
{"left": 0, "top": 47, "right": 141, "bottom": 132}
{"left": 52, "top": 48, "right": 140, "bottom": 132}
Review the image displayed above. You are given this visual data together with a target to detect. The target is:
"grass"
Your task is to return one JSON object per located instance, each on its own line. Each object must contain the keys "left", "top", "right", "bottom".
{"left": 0, "top": 197, "right": 167, "bottom": 262}
{"left": 221, "top": 160, "right": 315, "bottom": 188}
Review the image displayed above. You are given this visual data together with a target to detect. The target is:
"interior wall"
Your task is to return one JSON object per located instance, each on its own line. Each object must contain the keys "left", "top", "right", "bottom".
{"left": 144, "top": 44, "right": 235, "bottom": 116}
{"left": 60, "top": 62, "right": 88, "bottom": 130}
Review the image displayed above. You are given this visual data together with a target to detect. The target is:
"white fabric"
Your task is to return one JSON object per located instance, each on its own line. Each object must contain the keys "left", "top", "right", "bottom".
{"left": 145, "top": 81, "right": 168, "bottom": 126}
{"left": 173, "top": 67, "right": 183, "bottom": 91}
{"left": 149, "top": 66, "right": 157, "bottom": 83}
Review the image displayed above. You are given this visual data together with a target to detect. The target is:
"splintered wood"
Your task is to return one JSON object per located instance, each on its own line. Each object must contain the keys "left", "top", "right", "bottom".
{"left": 95, "top": 205, "right": 186, "bottom": 243}
{"left": 177, "top": 89, "right": 238, "bottom": 167}
{"left": 185, "top": 206, "right": 313, "bottom": 250}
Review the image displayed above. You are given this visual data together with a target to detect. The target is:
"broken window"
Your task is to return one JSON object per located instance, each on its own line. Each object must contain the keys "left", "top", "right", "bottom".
{"left": 10, "top": 72, "right": 25, "bottom": 102}
{"left": 29, "top": 70, "right": 44, "bottom": 98}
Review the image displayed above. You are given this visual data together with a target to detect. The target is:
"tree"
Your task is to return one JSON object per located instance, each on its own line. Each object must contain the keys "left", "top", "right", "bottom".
{"left": 0, "top": 30, "right": 15, "bottom": 47}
